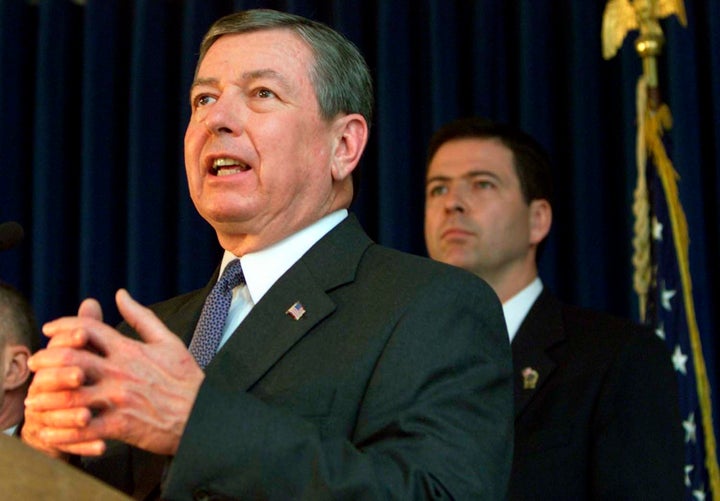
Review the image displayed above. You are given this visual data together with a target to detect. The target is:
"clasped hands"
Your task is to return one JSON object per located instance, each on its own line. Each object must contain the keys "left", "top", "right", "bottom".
{"left": 22, "top": 289, "right": 205, "bottom": 459}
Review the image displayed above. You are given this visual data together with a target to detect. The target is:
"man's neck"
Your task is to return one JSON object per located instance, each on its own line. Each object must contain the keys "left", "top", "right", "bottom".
{"left": 488, "top": 270, "right": 539, "bottom": 304}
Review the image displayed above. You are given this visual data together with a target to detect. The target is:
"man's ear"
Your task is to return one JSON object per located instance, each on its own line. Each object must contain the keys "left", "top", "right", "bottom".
{"left": 529, "top": 199, "right": 552, "bottom": 245}
{"left": 2, "top": 345, "right": 32, "bottom": 391}
{"left": 330, "top": 114, "right": 368, "bottom": 182}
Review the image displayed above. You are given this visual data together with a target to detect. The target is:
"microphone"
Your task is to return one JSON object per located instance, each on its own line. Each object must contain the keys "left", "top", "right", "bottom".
{"left": 0, "top": 221, "right": 24, "bottom": 251}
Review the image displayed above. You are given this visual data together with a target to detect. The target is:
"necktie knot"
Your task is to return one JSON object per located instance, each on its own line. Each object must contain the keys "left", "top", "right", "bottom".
{"left": 217, "top": 258, "right": 245, "bottom": 291}
{"left": 189, "top": 259, "right": 244, "bottom": 369}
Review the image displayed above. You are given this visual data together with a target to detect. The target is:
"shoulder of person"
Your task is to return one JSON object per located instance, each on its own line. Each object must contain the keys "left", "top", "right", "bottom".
{"left": 365, "top": 243, "right": 494, "bottom": 292}
{"left": 558, "top": 298, "right": 668, "bottom": 359}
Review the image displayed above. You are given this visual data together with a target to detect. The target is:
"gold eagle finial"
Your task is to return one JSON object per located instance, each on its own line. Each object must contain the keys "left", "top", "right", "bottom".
{"left": 602, "top": 0, "right": 687, "bottom": 60}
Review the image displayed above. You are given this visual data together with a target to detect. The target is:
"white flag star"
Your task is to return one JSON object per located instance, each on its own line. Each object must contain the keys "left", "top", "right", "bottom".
{"left": 661, "top": 280, "right": 677, "bottom": 311}
{"left": 683, "top": 412, "right": 697, "bottom": 443}
{"left": 685, "top": 464, "right": 694, "bottom": 487}
{"left": 693, "top": 486, "right": 706, "bottom": 501}
{"left": 655, "top": 322, "right": 666, "bottom": 340}
{"left": 673, "top": 345, "right": 688, "bottom": 375}
{"left": 652, "top": 216, "right": 663, "bottom": 241}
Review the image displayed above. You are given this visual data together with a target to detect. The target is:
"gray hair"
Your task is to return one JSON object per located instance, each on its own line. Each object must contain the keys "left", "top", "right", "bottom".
{"left": 196, "top": 9, "right": 374, "bottom": 128}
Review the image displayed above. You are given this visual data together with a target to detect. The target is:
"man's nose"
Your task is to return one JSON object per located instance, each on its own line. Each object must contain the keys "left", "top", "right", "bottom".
{"left": 444, "top": 185, "right": 467, "bottom": 213}
{"left": 203, "top": 94, "right": 243, "bottom": 136}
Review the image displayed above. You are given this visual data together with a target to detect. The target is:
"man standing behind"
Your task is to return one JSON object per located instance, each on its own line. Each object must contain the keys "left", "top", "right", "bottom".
{"left": 0, "top": 281, "right": 37, "bottom": 437}
{"left": 424, "top": 117, "right": 683, "bottom": 499}
{"left": 21, "top": 11, "right": 512, "bottom": 500}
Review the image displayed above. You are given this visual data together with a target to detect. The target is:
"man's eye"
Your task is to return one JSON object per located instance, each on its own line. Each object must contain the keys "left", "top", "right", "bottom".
{"left": 194, "top": 95, "right": 216, "bottom": 107}
{"left": 428, "top": 185, "right": 447, "bottom": 197}
{"left": 256, "top": 88, "right": 276, "bottom": 99}
{"left": 473, "top": 180, "right": 494, "bottom": 190}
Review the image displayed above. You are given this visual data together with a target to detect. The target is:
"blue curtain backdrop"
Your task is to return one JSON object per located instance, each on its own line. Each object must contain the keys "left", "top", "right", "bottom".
{"left": 1, "top": 0, "right": 718, "bottom": 425}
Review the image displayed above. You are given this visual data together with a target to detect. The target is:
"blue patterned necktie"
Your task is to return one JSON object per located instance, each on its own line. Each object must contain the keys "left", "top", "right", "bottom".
{"left": 189, "top": 259, "right": 245, "bottom": 369}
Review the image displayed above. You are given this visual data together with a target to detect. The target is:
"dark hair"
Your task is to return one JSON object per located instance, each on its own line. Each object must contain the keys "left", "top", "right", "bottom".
{"left": 0, "top": 281, "right": 39, "bottom": 353}
{"left": 426, "top": 117, "right": 554, "bottom": 208}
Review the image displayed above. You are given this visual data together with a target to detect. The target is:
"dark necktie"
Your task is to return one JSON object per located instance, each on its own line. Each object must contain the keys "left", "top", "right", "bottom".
{"left": 189, "top": 259, "right": 245, "bottom": 369}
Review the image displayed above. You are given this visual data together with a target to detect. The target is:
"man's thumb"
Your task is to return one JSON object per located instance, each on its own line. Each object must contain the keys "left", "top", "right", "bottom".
{"left": 115, "top": 289, "right": 171, "bottom": 344}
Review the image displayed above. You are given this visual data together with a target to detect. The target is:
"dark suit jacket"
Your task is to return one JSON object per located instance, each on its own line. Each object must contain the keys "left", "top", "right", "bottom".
{"left": 83, "top": 215, "right": 513, "bottom": 500}
{"left": 508, "top": 289, "right": 684, "bottom": 500}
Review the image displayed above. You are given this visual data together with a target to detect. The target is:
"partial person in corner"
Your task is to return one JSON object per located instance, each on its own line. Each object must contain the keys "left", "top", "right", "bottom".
{"left": 0, "top": 281, "right": 38, "bottom": 437}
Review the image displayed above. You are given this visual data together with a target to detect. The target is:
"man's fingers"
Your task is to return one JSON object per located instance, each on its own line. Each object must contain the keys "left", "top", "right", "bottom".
{"left": 57, "top": 440, "right": 107, "bottom": 456}
{"left": 28, "top": 344, "right": 107, "bottom": 383}
{"left": 22, "top": 405, "right": 101, "bottom": 457}
{"left": 24, "top": 386, "right": 94, "bottom": 412}
{"left": 43, "top": 314, "right": 122, "bottom": 357}
{"left": 45, "top": 328, "right": 89, "bottom": 349}
{"left": 42, "top": 297, "right": 104, "bottom": 340}
{"left": 31, "top": 422, "right": 107, "bottom": 456}
{"left": 25, "top": 406, "right": 92, "bottom": 428}
{"left": 26, "top": 363, "right": 85, "bottom": 390}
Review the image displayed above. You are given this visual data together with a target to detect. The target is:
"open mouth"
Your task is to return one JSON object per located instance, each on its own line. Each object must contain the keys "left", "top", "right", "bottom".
{"left": 211, "top": 157, "right": 251, "bottom": 176}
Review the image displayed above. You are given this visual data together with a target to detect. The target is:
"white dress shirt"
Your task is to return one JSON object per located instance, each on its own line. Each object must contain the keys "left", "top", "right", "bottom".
{"left": 215, "top": 209, "right": 348, "bottom": 350}
{"left": 502, "top": 277, "right": 543, "bottom": 343}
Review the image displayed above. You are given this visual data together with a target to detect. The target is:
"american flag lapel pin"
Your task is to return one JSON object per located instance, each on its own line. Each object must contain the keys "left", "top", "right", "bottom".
{"left": 286, "top": 301, "right": 306, "bottom": 320}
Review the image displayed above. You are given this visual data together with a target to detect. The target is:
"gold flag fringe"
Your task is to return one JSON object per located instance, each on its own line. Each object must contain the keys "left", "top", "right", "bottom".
{"left": 640, "top": 79, "right": 720, "bottom": 496}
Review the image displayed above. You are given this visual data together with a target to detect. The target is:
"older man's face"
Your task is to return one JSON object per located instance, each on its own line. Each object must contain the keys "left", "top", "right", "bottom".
{"left": 185, "top": 29, "right": 340, "bottom": 254}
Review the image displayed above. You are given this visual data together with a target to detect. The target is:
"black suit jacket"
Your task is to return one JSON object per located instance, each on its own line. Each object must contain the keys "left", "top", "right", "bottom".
{"left": 508, "top": 289, "right": 684, "bottom": 500}
{"left": 83, "top": 215, "right": 513, "bottom": 500}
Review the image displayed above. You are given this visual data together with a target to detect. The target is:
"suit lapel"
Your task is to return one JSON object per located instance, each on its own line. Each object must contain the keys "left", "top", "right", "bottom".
{"left": 511, "top": 290, "right": 565, "bottom": 419}
{"left": 205, "top": 215, "right": 372, "bottom": 392}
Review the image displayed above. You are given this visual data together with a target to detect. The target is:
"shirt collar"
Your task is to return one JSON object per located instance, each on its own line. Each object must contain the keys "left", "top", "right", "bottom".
{"left": 502, "top": 277, "right": 543, "bottom": 343}
{"left": 219, "top": 209, "right": 348, "bottom": 305}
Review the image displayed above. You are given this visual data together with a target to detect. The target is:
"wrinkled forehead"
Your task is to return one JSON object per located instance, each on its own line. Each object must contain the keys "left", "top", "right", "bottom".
{"left": 196, "top": 27, "right": 315, "bottom": 77}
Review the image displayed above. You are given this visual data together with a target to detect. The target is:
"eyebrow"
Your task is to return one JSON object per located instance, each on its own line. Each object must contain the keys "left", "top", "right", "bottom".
{"left": 190, "top": 69, "right": 291, "bottom": 93}
{"left": 426, "top": 170, "right": 500, "bottom": 186}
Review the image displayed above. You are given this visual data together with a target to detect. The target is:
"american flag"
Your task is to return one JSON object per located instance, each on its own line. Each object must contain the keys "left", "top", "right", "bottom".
{"left": 286, "top": 301, "right": 306, "bottom": 321}
{"left": 601, "top": 1, "right": 717, "bottom": 497}
{"left": 636, "top": 85, "right": 720, "bottom": 501}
